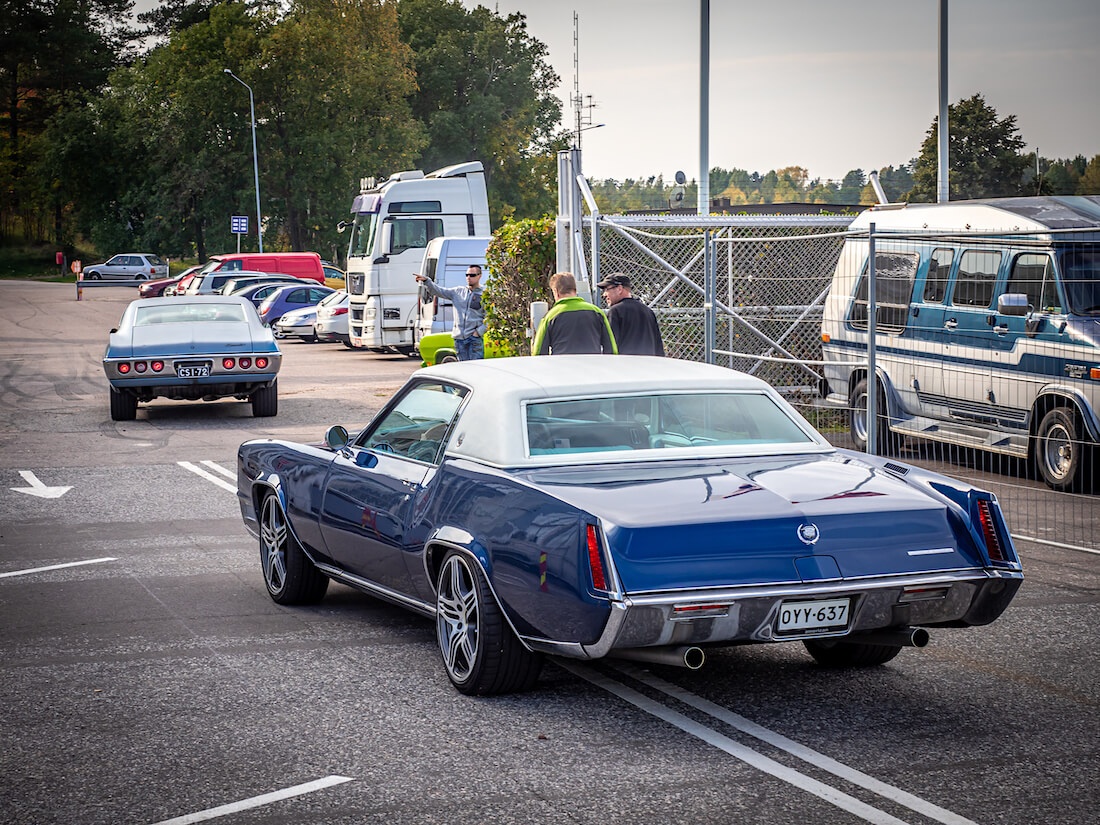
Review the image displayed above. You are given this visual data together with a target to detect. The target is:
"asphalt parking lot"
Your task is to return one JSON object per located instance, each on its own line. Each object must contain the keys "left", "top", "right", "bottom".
{"left": 1, "top": 281, "right": 1097, "bottom": 825}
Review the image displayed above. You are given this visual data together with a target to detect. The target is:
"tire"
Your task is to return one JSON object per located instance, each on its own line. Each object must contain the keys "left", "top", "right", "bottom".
{"left": 804, "top": 638, "right": 902, "bottom": 667}
{"left": 259, "top": 493, "right": 328, "bottom": 605}
{"left": 86, "top": 271, "right": 101, "bottom": 280}
{"left": 438, "top": 353, "right": 459, "bottom": 364}
{"left": 109, "top": 387, "right": 137, "bottom": 421}
{"left": 341, "top": 340, "right": 354, "bottom": 349}
{"left": 435, "top": 550, "right": 543, "bottom": 695}
{"left": 1035, "top": 407, "right": 1091, "bottom": 492}
{"left": 251, "top": 380, "right": 278, "bottom": 417}
{"left": 849, "top": 378, "right": 898, "bottom": 456}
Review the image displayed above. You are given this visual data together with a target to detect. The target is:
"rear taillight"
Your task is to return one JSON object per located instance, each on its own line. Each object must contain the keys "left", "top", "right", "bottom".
{"left": 133, "top": 361, "right": 147, "bottom": 373}
{"left": 977, "top": 500, "right": 1005, "bottom": 562}
{"left": 333, "top": 307, "right": 348, "bottom": 316}
{"left": 223, "top": 358, "right": 235, "bottom": 369}
{"left": 255, "top": 357, "right": 268, "bottom": 369}
{"left": 239, "top": 357, "right": 252, "bottom": 369}
{"left": 586, "top": 524, "right": 608, "bottom": 591}
{"left": 151, "top": 360, "right": 164, "bottom": 372}
{"left": 118, "top": 362, "right": 131, "bottom": 374}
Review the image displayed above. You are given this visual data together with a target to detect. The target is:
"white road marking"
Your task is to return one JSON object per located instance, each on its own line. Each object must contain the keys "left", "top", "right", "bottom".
{"left": 10, "top": 470, "right": 72, "bottom": 499}
{"left": 0, "top": 558, "right": 117, "bottom": 579}
{"left": 1012, "top": 534, "right": 1100, "bottom": 556}
{"left": 200, "top": 460, "right": 235, "bottom": 480}
{"left": 149, "top": 775, "right": 353, "bottom": 825}
{"left": 561, "top": 662, "right": 911, "bottom": 825}
{"left": 177, "top": 461, "right": 236, "bottom": 493}
{"left": 612, "top": 662, "right": 979, "bottom": 825}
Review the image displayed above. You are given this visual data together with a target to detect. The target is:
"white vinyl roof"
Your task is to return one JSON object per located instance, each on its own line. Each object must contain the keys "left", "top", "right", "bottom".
{"left": 421, "top": 355, "right": 832, "bottom": 468}
{"left": 850, "top": 196, "right": 1100, "bottom": 238}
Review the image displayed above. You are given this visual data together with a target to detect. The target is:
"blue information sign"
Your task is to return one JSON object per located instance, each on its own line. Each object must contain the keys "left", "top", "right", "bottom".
{"left": 231, "top": 215, "right": 248, "bottom": 234}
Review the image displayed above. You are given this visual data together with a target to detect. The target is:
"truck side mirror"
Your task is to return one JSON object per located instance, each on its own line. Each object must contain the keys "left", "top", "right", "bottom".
{"left": 380, "top": 221, "right": 393, "bottom": 255}
{"left": 336, "top": 221, "right": 350, "bottom": 234}
{"left": 997, "top": 293, "right": 1029, "bottom": 317}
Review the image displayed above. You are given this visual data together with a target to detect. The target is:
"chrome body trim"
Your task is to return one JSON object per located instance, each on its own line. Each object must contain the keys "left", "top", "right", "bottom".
{"left": 313, "top": 562, "right": 436, "bottom": 618}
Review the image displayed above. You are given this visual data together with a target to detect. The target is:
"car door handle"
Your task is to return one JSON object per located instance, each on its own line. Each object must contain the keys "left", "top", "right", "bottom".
{"left": 993, "top": 324, "right": 1009, "bottom": 335}
{"left": 944, "top": 318, "right": 958, "bottom": 330}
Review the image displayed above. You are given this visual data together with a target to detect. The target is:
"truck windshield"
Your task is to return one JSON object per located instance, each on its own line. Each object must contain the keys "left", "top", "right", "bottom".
{"left": 348, "top": 212, "right": 380, "bottom": 259}
{"left": 1058, "top": 247, "right": 1100, "bottom": 315}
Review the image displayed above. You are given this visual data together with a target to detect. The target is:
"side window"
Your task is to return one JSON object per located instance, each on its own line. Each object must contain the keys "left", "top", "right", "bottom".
{"left": 360, "top": 382, "right": 469, "bottom": 463}
{"left": 922, "top": 248, "right": 954, "bottom": 303}
{"left": 106, "top": 255, "right": 123, "bottom": 266}
{"left": 309, "top": 288, "right": 329, "bottom": 302}
{"left": 1007, "top": 253, "right": 1056, "bottom": 312}
{"left": 848, "top": 251, "right": 920, "bottom": 332}
{"left": 950, "top": 250, "right": 1002, "bottom": 308}
{"left": 391, "top": 219, "right": 444, "bottom": 255}
{"left": 287, "top": 288, "right": 308, "bottom": 303}
{"left": 223, "top": 260, "right": 242, "bottom": 271}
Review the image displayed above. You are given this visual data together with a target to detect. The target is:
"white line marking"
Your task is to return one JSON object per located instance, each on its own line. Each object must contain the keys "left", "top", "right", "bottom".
{"left": 200, "top": 460, "right": 235, "bottom": 480}
{"left": 11, "top": 470, "right": 72, "bottom": 499}
{"left": 178, "top": 461, "right": 236, "bottom": 493}
{"left": 149, "top": 775, "right": 353, "bottom": 825}
{"left": 1011, "top": 534, "right": 1100, "bottom": 556}
{"left": 0, "top": 558, "right": 117, "bottom": 579}
{"left": 560, "top": 662, "right": 910, "bottom": 825}
{"left": 612, "top": 662, "right": 979, "bottom": 825}
{"left": 908, "top": 548, "right": 955, "bottom": 556}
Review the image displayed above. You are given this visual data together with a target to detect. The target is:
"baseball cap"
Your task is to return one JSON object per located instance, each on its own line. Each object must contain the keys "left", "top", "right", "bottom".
{"left": 596, "top": 273, "right": 630, "bottom": 289}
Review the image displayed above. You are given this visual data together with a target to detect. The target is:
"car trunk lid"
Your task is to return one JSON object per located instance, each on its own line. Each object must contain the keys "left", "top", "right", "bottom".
{"left": 130, "top": 324, "right": 253, "bottom": 357}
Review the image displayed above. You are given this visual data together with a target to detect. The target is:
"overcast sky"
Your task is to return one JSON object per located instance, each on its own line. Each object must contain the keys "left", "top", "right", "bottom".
{"left": 471, "top": 0, "right": 1100, "bottom": 184}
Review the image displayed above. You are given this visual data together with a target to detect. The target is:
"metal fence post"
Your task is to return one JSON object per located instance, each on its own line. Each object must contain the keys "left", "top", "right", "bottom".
{"left": 866, "top": 221, "right": 877, "bottom": 455}
{"left": 704, "top": 229, "right": 715, "bottom": 364}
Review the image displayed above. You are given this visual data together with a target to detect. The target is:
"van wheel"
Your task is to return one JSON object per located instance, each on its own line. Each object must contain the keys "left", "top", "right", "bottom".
{"left": 1035, "top": 407, "right": 1091, "bottom": 492}
{"left": 438, "top": 353, "right": 459, "bottom": 364}
{"left": 849, "top": 379, "right": 897, "bottom": 456}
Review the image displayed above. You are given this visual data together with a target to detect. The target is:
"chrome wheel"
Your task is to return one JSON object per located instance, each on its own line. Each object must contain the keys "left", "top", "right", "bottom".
{"left": 436, "top": 553, "right": 479, "bottom": 683}
{"left": 1035, "top": 407, "right": 1087, "bottom": 491}
{"left": 260, "top": 495, "right": 288, "bottom": 596}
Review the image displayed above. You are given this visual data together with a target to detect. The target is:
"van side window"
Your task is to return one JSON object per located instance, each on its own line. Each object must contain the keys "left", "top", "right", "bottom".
{"left": 922, "top": 248, "right": 954, "bottom": 303}
{"left": 1007, "top": 254, "right": 1056, "bottom": 312}
{"left": 848, "top": 251, "right": 920, "bottom": 333}
{"left": 950, "top": 250, "right": 1002, "bottom": 308}
{"left": 392, "top": 219, "right": 444, "bottom": 255}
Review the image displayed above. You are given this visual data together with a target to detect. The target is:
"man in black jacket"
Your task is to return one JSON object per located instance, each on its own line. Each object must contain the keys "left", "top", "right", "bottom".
{"left": 597, "top": 272, "right": 665, "bottom": 356}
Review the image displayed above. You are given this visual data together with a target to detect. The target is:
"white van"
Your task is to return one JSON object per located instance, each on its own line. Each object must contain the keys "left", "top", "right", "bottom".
{"left": 821, "top": 196, "right": 1100, "bottom": 491}
{"left": 414, "top": 236, "right": 491, "bottom": 341}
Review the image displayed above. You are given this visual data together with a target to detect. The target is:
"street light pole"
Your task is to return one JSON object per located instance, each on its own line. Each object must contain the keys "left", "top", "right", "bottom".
{"left": 224, "top": 69, "right": 263, "bottom": 253}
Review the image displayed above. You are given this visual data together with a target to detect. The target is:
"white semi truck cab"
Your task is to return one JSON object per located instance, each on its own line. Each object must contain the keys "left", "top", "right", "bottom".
{"left": 344, "top": 161, "right": 490, "bottom": 351}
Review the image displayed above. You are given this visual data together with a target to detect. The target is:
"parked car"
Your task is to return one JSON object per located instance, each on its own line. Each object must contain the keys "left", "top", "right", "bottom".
{"left": 229, "top": 281, "right": 302, "bottom": 308}
{"left": 84, "top": 253, "right": 168, "bottom": 281}
{"left": 218, "top": 274, "right": 305, "bottom": 295}
{"left": 256, "top": 283, "right": 334, "bottom": 326}
{"left": 236, "top": 356, "right": 1022, "bottom": 696}
{"left": 315, "top": 290, "right": 351, "bottom": 347}
{"left": 821, "top": 196, "right": 1100, "bottom": 492}
{"left": 416, "top": 331, "right": 508, "bottom": 366}
{"left": 184, "top": 269, "right": 292, "bottom": 296}
{"left": 193, "top": 251, "right": 326, "bottom": 284}
{"left": 322, "top": 264, "right": 346, "bottom": 289}
{"left": 273, "top": 303, "right": 322, "bottom": 342}
{"left": 103, "top": 295, "right": 281, "bottom": 420}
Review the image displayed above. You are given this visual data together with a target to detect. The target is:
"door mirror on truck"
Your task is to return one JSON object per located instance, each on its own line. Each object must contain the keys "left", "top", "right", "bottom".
{"left": 374, "top": 221, "right": 392, "bottom": 264}
{"left": 998, "top": 293, "right": 1030, "bottom": 316}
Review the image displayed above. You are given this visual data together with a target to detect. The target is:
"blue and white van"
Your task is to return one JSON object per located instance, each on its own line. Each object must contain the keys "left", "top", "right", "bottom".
{"left": 821, "top": 196, "right": 1100, "bottom": 491}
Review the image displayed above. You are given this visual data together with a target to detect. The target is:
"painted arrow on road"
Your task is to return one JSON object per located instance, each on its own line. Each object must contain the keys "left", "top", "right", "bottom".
{"left": 11, "top": 470, "right": 72, "bottom": 499}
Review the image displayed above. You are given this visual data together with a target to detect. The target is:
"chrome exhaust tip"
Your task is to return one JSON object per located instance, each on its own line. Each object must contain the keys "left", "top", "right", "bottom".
{"left": 608, "top": 645, "right": 706, "bottom": 670}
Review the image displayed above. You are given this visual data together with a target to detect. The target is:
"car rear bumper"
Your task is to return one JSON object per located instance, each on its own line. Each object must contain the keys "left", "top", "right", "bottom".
{"left": 521, "top": 568, "right": 1023, "bottom": 659}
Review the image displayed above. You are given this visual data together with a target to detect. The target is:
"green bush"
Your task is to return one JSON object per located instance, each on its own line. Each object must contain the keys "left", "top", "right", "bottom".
{"left": 484, "top": 216, "right": 556, "bottom": 356}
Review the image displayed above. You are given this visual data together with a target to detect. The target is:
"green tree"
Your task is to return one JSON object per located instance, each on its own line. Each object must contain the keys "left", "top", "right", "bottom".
{"left": 909, "top": 93, "right": 1028, "bottom": 201}
{"left": 397, "top": 0, "right": 564, "bottom": 224}
{"left": 1079, "top": 155, "right": 1100, "bottom": 195}
{"left": 483, "top": 215, "right": 555, "bottom": 355}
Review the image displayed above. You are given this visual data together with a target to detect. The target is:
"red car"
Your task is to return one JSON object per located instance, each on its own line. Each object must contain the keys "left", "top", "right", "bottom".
{"left": 141, "top": 266, "right": 202, "bottom": 298}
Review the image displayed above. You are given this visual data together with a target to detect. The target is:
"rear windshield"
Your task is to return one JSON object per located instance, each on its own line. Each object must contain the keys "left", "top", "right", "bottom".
{"left": 134, "top": 304, "right": 247, "bottom": 326}
{"left": 526, "top": 392, "right": 813, "bottom": 455}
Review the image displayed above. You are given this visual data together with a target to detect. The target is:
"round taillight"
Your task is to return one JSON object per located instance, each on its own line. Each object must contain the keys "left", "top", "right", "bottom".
{"left": 239, "top": 357, "right": 252, "bottom": 369}
{"left": 255, "top": 357, "right": 268, "bottom": 369}
{"left": 118, "top": 362, "right": 130, "bottom": 374}
{"left": 223, "top": 358, "right": 235, "bottom": 370}
{"left": 151, "top": 360, "right": 164, "bottom": 372}
{"left": 134, "top": 361, "right": 147, "bottom": 373}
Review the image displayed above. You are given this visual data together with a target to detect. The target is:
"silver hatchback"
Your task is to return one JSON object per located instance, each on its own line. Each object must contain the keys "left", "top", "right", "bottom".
{"left": 84, "top": 253, "right": 168, "bottom": 281}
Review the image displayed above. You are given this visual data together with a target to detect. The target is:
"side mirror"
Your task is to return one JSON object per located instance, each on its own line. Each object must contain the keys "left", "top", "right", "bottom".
{"left": 325, "top": 425, "right": 349, "bottom": 450}
{"left": 336, "top": 221, "right": 351, "bottom": 234}
{"left": 997, "top": 293, "right": 1029, "bottom": 317}
{"left": 380, "top": 221, "right": 393, "bottom": 255}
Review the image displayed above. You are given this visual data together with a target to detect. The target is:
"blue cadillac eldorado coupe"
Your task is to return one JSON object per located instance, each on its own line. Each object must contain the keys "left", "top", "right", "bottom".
{"left": 236, "top": 356, "right": 1022, "bottom": 695}
{"left": 103, "top": 295, "right": 281, "bottom": 420}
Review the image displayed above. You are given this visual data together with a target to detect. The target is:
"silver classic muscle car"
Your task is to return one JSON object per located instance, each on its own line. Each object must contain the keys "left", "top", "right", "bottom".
{"left": 104, "top": 295, "right": 282, "bottom": 420}
{"left": 237, "top": 356, "right": 1022, "bottom": 695}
